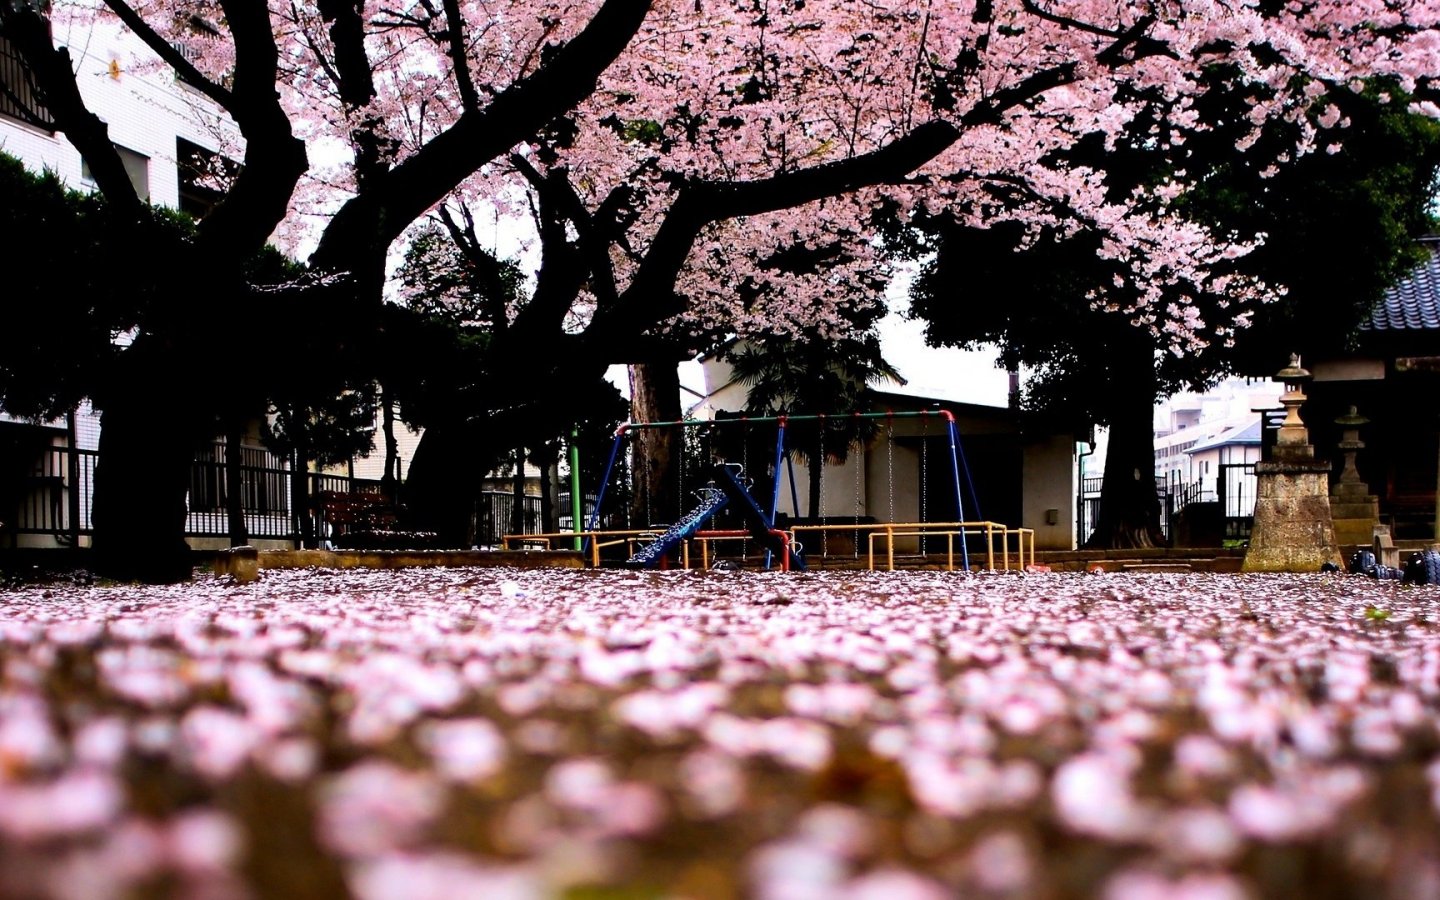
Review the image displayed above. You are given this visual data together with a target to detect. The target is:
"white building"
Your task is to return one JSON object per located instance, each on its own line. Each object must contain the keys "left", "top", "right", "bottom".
{"left": 1153, "top": 378, "right": 1276, "bottom": 532}
{"left": 0, "top": 10, "right": 242, "bottom": 216}
{"left": 1154, "top": 379, "right": 1275, "bottom": 484}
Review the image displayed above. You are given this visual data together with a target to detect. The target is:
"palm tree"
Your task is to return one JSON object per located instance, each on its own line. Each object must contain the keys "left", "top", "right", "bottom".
{"left": 726, "top": 333, "right": 901, "bottom": 518}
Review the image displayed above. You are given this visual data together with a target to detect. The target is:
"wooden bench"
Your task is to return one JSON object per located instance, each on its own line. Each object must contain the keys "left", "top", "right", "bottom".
{"left": 316, "top": 491, "right": 444, "bottom": 550}
{"left": 317, "top": 490, "right": 398, "bottom": 542}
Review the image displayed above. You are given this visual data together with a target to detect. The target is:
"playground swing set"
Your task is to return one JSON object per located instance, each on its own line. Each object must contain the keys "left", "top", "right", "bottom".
{"left": 501, "top": 410, "right": 1035, "bottom": 572}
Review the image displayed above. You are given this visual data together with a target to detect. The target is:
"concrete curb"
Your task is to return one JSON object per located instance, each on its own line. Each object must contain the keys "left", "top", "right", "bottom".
{"left": 214, "top": 547, "right": 585, "bottom": 583}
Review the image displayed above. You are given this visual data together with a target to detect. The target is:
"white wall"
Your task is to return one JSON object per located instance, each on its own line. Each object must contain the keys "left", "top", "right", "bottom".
{"left": 1023, "top": 434, "right": 1077, "bottom": 551}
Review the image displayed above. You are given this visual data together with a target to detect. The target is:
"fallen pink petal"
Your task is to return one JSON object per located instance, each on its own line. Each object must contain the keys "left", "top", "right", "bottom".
{"left": 1, "top": 568, "right": 1440, "bottom": 896}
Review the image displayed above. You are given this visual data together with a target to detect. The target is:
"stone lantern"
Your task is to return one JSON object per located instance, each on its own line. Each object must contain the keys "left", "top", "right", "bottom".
{"left": 1242, "top": 354, "right": 1343, "bottom": 572}
{"left": 1329, "top": 405, "right": 1382, "bottom": 551}
{"left": 1272, "top": 354, "right": 1313, "bottom": 456}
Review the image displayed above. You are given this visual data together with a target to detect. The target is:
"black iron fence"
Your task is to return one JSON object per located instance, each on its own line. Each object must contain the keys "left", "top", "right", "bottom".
{"left": 1078, "top": 476, "right": 1103, "bottom": 546}
{"left": 1217, "top": 461, "right": 1257, "bottom": 541}
{"left": 474, "top": 492, "right": 543, "bottom": 547}
{"left": 5, "top": 445, "right": 96, "bottom": 543}
{"left": 3, "top": 441, "right": 382, "bottom": 546}
{"left": 1079, "top": 469, "right": 1257, "bottom": 548}
{"left": 186, "top": 442, "right": 295, "bottom": 539}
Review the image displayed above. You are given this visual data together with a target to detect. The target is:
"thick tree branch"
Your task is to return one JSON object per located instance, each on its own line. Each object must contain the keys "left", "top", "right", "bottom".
{"left": 311, "top": 0, "right": 652, "bottom": 270}
{"left": 510, "top": 153, "right": 625, "bottom": 310}
{"left": 506, "top": 157, "right": 590, "bottom": 336}
{"left": 100, "top": 0, "right": 234, "bottom": 110}
{"left": 440, "top": 0, "right": 481, "bottom": 112}
{"left": 318, "top": 0, "right": 390, "bottom": 187}
{"left": 1019, "top": 2, "right": 1177, "bottom": 63}
{"left": 586, "top": 117, "right": 962, "bottom": 346}
{"left": 195, "top": 0, "right": 308, "bottom": 256}
{"left": 435, "top": 204, "right": 514, "bottom": 325}
{"left": 584, "top": 48, "right": 1142, "bottom": 349}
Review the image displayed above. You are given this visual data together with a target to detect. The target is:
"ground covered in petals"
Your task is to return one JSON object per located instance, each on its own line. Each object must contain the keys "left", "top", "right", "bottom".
{"left": 3, "top": 568, "right": 1440, "bottom": 899}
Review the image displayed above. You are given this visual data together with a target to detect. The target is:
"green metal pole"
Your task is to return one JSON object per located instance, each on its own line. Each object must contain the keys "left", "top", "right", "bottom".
{"left": 569, "top": 425, "right": 583, "bottom": 551}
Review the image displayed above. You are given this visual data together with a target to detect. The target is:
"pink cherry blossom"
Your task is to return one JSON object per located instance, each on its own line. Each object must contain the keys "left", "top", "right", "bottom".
{"left": 318, "top": 761, "right": 445, "bottom": 858}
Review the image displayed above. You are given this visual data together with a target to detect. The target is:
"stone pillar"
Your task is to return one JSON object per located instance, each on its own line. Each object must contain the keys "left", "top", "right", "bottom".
{"left": 1329, "top": 406, "right": 1380, "bottom": 549}
{"left": 1243, "top": 355, "right": 1343, "bottom": 572}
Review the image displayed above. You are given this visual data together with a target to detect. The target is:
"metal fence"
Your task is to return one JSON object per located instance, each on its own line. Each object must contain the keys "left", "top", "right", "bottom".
{"left": 3, "top": 442, "right": 381, "bottom": 545}
{"left": 474, "top": 492, "right": 543, "bottom": 547}
{"left": 1078, "top": 476, "right": 1103, "bottom": 546}
{"left": 186, "top": 442, "right": 296, "bottom": 539}
{"left": 1218, "top": 461, "right": 1257, "bottom": 541}
{"left": 1079, "top": 472, "right": 1256, "bottom": 547}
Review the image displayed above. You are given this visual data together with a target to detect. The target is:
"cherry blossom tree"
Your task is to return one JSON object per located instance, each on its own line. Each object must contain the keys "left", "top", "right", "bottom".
{"left": 3, "top": 0, "right": 1438, "bottom": 572}
{"left": 1, "top": 0, "right": 650, "bottom": 578}
{"left": 907, "top": 80, "right": 1440, "bottom": 548}
{"left": 398, "top": 0, "right": 1440, "bottom": 539}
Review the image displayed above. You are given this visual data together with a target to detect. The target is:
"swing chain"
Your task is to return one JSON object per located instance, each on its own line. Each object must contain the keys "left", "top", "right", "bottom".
{"left": 886, "top": 423, "right": 895, "bottom": 526}
{"left": 921, "top": 419, "right": 929, "bottom": 556}
{"left": 853, "top": 430, "right": 862, "bottom": 559}
{"left": 819, "top": 417, "right": 828, "bottom": 559}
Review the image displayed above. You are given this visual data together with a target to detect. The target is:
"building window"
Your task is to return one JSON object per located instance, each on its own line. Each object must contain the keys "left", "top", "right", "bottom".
{"left": 176, "top": 137, "right": 238, "bottom": 219}
{"left": 0, "top": 34, "right": 55, "bottom": 131}
{"left": 81, "top": 145, "right": 150, "bottom": 200}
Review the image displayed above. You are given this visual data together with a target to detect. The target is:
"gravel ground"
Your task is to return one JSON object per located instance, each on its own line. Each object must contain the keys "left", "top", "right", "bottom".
{"left": 2, "top": 567, "right": 1439, "bottom": 899}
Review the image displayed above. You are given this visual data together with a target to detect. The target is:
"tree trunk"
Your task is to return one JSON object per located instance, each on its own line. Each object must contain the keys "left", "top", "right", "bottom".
{"left": 91, "top": 396, "right": 196, "bottom": 583}
{"left": 404, "top": 416, "right": 515, "bottom": 547}
{"left": 531, "top": 442, "right": 560, "bottom": 534}
{"left": 1085, "top": 343, "right": 1165, "bottom": 549}
{"left": 291, "top": 443, "right": 315, "bottom": 550}
{"left": 628, "top": 361, "right": 682, "bottom": 526}
{"left": 224, "top": 420, "right": 249, "bottom": 547}
{"left": 380, "top": 389, "right": 400, "bottom": 502}
{"left": 540, "top": 458, "right": 556, "bottom": 535}
{"left": 510, "top": 445, "right": 527, "bottom": 535}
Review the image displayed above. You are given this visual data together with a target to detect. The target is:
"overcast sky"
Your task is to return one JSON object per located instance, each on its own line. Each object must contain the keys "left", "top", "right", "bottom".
{"left": 872, "top": 265, "right": 1011, "bottom": 408}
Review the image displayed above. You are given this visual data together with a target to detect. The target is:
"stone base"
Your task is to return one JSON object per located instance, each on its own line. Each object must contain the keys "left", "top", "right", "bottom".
{"left": 1243, "top": 462, "right": 1342, "bottom": 573}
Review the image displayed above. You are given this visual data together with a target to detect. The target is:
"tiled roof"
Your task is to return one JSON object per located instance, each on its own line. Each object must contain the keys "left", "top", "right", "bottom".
{"left": 1364, "top": 238, "right": 1440, "bottom": 332}
{"left": 1187, "top": 419, "right": 1263, "bottom": 454}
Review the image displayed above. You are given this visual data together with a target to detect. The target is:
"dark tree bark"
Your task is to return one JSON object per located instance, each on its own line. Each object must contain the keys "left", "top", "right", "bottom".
{"left": 91, "top": 396, "right": 196, "bottom": 582}
{"left": 380, "top": 390, "right": 400, "bottom": 501}
{"left": 1084, "top": 337, "right": 1166, "bottom": 549}
{"left": 224, "top": 420, "right": 249, "bottom": 547}
{"left": 290, "top": 442, "right": 314, "bottom": 550}
{"left": 405, "top": 420, "right": 479, "bottom": 547}
{"left": 628, "top": 361, "right": 682, "bottom": 526}
{"left": 531, "top": 442, "right": 560, "bottom": 534}
{"left": 510, "top": 445, "right": 527, "bottom": 535}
